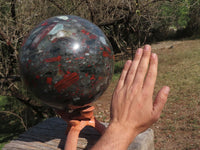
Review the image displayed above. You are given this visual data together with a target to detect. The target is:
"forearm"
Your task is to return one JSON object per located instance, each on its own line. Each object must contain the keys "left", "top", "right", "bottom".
{"left": 91, "top": 123, "right": 137, "bottom": 150}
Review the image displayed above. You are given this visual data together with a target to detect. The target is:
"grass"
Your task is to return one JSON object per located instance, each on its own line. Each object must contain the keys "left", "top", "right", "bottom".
{"left": 151, "top": 40, "right": 200, "bottom": 149}
{"left": 155, "top": 41, "right": 200, "bottom": 105}
{"left": 97, "top": 39, "right": 200, "bottom": 149}
{"left": 112, "top": 60, "right": 125, "bottom": 81}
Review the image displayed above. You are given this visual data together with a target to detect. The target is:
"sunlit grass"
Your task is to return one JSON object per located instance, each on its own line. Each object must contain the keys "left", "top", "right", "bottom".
{"left": 112, "top": 40, "right": 200, "bottom": 149}
{"left": 152, "top": 40, "right": 200, "bottom": 149}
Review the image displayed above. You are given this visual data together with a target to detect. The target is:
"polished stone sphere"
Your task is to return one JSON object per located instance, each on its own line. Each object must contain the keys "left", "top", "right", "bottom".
{"left": 19, "top": 15, "right": 114, "bottom": 110}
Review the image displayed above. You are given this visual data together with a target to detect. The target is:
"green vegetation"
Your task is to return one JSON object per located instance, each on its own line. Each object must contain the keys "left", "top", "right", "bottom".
{"left": 0, "top": 96, "right": 8, "bottom": 108}
{"left": 0, "top": 96, "right": 26, "bottom": 149}
{"left": 160, "top": 0, "right": 190, "bottom": 28}
{"left": 112, "top": 60, "right": 126, "bottom": 81}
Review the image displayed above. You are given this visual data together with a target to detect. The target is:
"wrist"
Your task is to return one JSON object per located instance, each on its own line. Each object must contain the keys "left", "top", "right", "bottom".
{"left": 107, "top": 121, "right": 138, "bottom": 146}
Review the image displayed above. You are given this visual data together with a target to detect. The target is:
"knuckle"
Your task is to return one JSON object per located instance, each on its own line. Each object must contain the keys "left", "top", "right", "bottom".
{"left": 123, "top": 67, "right": 129, "bottom": 71}
{"left": 121, "top": 70, "right": 128, "bottom": 76}
{"left": 128, "top": 69, "right": 136, "bottom": 75}
{"left": 113, "top": 89, "right": 121, "bottom": 96}
{"left": 113, "top": 88, "right": 125, "bottom": 97}
{"left": 130, "top": 85, "right": 139, "bottom": 95}
{"left": 157, "top": 93, "right": 167, "bottom": 101}
{"left": 147, "top": 71, "right": 154, "bottom": 78}
{"left": 142, "top": 91, "right": 150, "bottom": 98}
{"left": 152, "top": 113, "right": 160, "bottom": 122}
{"left": 143, "top": 49, "right": 151, "bottom": 56}
{"left": 119, "top": 76, "right": 125, "bottom": 83}
{"left": 137, "top": 66, "right": 145, "bottom": 74}
{"left": 134, "top": 53, "right": 141, "bottom": 60}
{"left": 133, "top": 79, "right": 143, "bottom": 89}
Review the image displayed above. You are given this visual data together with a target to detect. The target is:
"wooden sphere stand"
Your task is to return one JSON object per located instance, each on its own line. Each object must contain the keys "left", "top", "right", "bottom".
{"left": 55, "top": 104, "right": 106, "bottom": 150}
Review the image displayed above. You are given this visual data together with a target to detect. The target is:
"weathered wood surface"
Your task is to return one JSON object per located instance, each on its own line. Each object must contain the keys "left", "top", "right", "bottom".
{"left": 3, "top": 117, "right": 154, "bottom": 150}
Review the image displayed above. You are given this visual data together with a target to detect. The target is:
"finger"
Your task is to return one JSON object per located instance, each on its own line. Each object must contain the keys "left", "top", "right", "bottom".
{"left": 125, "top": 48, "right": 143, "bottom": 87}
{"left": 116, "top": 60, "right": 132, "bottom": 90}
{"left": 152, "top": 86, "right": 170, "bottom": 121}
{"left": 133, "top": 45, "right": 151, "bottom": 88}
{"left": 142, "top": 53, "right": 158, "bottom": 96}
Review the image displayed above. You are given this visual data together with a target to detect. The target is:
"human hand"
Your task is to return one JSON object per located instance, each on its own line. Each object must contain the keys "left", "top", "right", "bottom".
{"left": 109, "top": 45, "right": 170, "bottom": 143}
{"left": 91, "top": 45, "right": 170, "bottom": 150}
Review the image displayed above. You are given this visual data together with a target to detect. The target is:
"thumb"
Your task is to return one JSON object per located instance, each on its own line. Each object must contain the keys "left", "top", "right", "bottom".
{"left": 152, "top": 86, "right": 170, "bottom": 121}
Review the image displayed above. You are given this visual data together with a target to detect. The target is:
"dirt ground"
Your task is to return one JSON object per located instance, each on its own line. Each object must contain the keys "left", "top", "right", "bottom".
{"left": 92, "top": 39, "right": 200, "bottom": 150}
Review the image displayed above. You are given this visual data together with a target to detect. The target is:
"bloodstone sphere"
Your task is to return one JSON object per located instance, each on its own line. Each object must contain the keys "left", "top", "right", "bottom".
{"left": 19, "top": 15, "right": 114, "bottom": 110}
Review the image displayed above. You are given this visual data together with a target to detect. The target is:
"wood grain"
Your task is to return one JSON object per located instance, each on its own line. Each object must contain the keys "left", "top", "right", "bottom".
{"left": 3, "top": 117, "right": 154, "bottom": 150}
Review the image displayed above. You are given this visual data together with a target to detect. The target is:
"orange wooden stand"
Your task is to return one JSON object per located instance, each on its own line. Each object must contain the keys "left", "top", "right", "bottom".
{"left": 55, "top": 104, "right": 106, "bottom": 150}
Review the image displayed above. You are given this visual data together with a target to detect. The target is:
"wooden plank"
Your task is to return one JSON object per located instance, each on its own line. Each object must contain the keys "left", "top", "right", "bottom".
{"left": 3, "top": 117, "right": 154, "bottom": 150}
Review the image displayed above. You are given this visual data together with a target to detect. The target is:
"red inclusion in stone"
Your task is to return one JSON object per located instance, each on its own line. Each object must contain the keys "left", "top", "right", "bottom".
{"left": 90, "top": 75, "right": 95, "bottom": 80}
{"left": 41, "top": 22, "right": 48, "bottom": 26}
{"left": 54, "top": 72, "right": 79, "bottom": 92}
{"left": 46, "top": 77, "right": 52, "bottom": 85}
{"left": 44, "top": 56, "right": 61, "bottom": 63}
{"left": 103, "top": 51, "right": 109, "bottom": 57}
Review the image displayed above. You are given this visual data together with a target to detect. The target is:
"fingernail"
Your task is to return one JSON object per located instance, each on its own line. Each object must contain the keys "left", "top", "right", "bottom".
{"left": 152, "top": 53, "right": 157, "bottom": 58}
{"left": 144, "top": 45, "right": 151, "bottom": 51}
{"left": 164, "top": 86, "right": 170, "bottom": 95}
{"left": 137, "top": 48, "right": 142, "bottom": 54}
{"left": 126, "top": 60, "right": 132, "bottom": 65}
